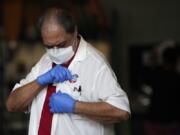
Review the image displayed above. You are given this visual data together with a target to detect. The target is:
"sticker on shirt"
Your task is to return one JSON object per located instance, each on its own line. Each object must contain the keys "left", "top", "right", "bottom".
{"left": 55, "top": 75, "right": 82, "bottom": 100}
{"left": 69, "top": 74, "right": 79, "bottom": 83}
{"left": 72, "top": 85, "right": 82, "bottom": 99}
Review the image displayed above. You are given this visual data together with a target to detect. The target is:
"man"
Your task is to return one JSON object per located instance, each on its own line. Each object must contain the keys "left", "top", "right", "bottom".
{"left": 6, "top": 7, "right": 130, "bottom": 135}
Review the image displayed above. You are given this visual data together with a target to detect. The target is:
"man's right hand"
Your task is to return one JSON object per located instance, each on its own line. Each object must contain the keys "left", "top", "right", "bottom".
{"left": 37, "top": 65, "right": 73, "bottom": 86}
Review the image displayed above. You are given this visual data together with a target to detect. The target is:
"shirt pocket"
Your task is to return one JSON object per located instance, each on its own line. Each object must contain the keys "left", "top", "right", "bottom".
{"left": 55, "top": 80, "right": 85, "bottom": 101}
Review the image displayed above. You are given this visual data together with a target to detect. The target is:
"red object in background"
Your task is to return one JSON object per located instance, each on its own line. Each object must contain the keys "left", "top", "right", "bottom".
{"left": 3, "top": 0, "right": 23, "bottom": 41}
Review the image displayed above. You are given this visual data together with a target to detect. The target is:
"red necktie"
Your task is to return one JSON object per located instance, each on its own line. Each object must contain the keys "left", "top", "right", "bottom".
{"left": 38, "top": 55, "right": 76, "bottom": 135}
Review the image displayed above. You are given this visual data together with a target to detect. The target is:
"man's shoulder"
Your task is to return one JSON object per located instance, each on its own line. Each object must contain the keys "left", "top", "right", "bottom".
{"left": 79, "top": 37, "right": 112, "bottom": 73}
{"left": 34, "top": 53, "right": 51, "bottom": 67}
{"left": 86, "top": 43, "right": 108, "bottom": 67}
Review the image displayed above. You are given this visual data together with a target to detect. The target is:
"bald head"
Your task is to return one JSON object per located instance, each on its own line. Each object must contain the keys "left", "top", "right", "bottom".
{"left": 39, "top": 7, "right": 76, "bottom": 34}
{"left": 39, "top": 8, "right": 79, "bottom": 50}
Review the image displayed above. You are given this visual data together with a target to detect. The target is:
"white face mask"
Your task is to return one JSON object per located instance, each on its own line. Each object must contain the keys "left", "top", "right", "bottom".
{"left": 46, "top": 46, "right": 74, "bottom": 64}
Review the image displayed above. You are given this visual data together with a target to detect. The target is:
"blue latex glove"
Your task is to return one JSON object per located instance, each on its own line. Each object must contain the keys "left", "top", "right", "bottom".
{"left": 49, "top": 91, "right": 76, "bottom": 113}
{"left": 37, "top": 65, "right": 73, "bottom": 86}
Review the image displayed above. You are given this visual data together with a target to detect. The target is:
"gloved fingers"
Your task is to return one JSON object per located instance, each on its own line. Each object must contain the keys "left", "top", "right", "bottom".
{"left": 49, "top": 90, "right": 76, "bottom": 113}
{"left": 50, "top": 67, "right": 56, "bottom": 77}
{"left": 50, "top": 92, "right": 63, "bottom": 113}
{"left": 51, "top": 93, "right": 57, "bottom": 97}
{"left": 55, "top": 65, "right": 62, "bottom": 70}
{"left": 59, "top": 70, "right": 66, "bottom": 80}
{"left": 54, "top": 95, "right": 62, "bottom": 113}
{"left": 49, "top": 93, "right": 56, "bottom": 107}
{"left": 49, "top": 95, "right": 54, "bottom": 106}
{"left": 49, "top": 97, "right": 54, "bottom": 107}
{"left": 58, "top": 67, "right": 72, "bottom": 80}
{"left": 53, "top": 65, "right": 74, "bottom": 82}
{"left": 50, "top": 99, "right": 57, "bottom": 113}
{"left": 49, "top": 104, "right": 55, "bottom": 113}
{"left": 55, "top": 69, "right": 66, "bottom": 82}
{"left": 49, "top": 100, "right": 55, "bottom": 113}
{"left": 49, "top": 102, "right": 52, "bottom": 108}
{"left": 56, "top": 65, "right": 66, "bottom": 75}
{"left": 51, "top": 65, "right": 63, "bottom": 79}
{"left": 50, "top": 107, "right": 55, "bottom": 113}
{"left": 69, "top": 74, "right": 78, "bottom": 83}
{"left": 62, "top": 93, "right": 69, "bottom": 97}
{"left": 53, "top": 75, "right": 61, "bottom": 83}
{"left": 65, "top": 70, "right": 73, "bottom": 80}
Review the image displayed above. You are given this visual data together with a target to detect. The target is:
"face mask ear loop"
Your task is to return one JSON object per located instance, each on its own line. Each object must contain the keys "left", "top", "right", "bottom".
{"left": 54, "top": 47, "right": 58, "bottom": 53}
{"left": 72, "top": 31, "right": 78, "bottom": 52}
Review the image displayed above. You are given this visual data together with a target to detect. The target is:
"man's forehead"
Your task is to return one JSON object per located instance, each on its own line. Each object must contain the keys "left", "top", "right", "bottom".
{"left": 41, "top": 23, "right": 73, "bottom": 45}
{"left": 42, "top": 21, "right": 65, "bottom": 34}
{"left": 45, "top": 23, "right": 59, "bottom": 33}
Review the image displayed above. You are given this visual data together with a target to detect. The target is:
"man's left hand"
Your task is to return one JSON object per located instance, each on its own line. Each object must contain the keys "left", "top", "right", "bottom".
{"left": 49, "top": 91, "right": 76, "bottom": 113}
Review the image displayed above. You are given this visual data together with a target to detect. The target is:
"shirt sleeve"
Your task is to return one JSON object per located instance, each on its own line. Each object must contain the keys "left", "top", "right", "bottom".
{"left": 94, "top": 65, "right": 130, "bottom": 113}
{"left": 11, "top": 58, "right": 42, "bottom": 113}
{"left": 12, "top": 53, "right": 49, "bottom": 91}
{"left": 12, "top": 63, "right": 39, "bottom": 91}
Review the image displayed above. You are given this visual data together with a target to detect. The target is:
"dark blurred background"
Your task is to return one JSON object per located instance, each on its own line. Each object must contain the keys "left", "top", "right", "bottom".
{"left": 0, "top": 0, "right": 180, "bottom": 135}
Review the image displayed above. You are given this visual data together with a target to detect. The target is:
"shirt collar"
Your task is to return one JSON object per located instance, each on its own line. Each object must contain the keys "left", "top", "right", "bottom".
{"left": 73, "top": 35, "right": 87, "bottom": 62}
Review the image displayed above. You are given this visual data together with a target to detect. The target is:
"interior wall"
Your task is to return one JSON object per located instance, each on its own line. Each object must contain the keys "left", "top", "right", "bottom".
{"left": 100, "top": 0, "right": 180, "bottom": 91}
{"left": 102, "top": 0, "right": 180, "bottom": 44}
{"left": 100, "top": 1, "right": 179, "bottom": 135}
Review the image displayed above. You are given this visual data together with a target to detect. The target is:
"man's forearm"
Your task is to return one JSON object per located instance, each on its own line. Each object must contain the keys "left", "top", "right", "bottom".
{"left": 6, "top": 80, "right": 43, "bottom": 112}
{"left": 74, "top": 102, "right": 129, "bottom": 123}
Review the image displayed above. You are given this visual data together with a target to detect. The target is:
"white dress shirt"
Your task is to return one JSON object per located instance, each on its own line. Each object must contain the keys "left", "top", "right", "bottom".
{"left": 13, "top": 36, "right": 130, "bottom": 135}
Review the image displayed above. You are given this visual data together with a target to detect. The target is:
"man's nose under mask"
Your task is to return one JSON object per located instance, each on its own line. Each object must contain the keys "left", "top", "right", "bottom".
{"left": 46, "top": 46, "right": 74, "bottom": 64}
